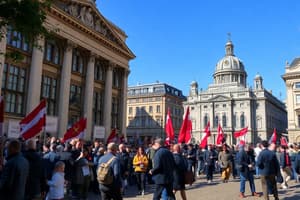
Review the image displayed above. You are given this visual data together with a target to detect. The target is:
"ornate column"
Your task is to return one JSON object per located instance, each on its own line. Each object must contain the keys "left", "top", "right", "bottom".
{"left": 58, "top": 41, "right": 73, "bottom": 138}
{"left": 84, "top": 53, "right": 95, "bottom": 140}
{"left": 121, "top": 69, "right": 130, "bottom": 140}
{"left": 26, "top": 37, "right": 45, "bottom": 113}
{"left": 103, "top": 62, "right": 114, "bottom": 140}
{"left": 0, "top": 27, "right": 7, "bottom": 95}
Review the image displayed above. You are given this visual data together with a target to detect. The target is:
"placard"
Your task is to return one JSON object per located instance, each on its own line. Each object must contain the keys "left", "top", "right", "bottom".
{"left": 46, "top": 116, "right": 58, "bottom": 134}
{"left": 94, "top": 126, "right": 105, "bottom": 139}
{"left": 7, "top": 120, "right": 20, "bottom": 138}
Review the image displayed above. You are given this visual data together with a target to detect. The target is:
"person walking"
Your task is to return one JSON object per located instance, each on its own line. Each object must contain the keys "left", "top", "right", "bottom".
{"left": 98, "top": 142, "right": 122, "bottom": 200}
{"left": 0, "top": 140, "right": 29, "bottom": 200}
{"left": 149, "top": 138, "right": 175, "bottom": 200}
{"left": 186, "top": 144, "right": 196, "bottom": 178}
{"left": 118, "top": 144, "right": 130, "bottom": 194}
{"left": 218, "top": 144, "right": 232, "bottom": 183}
{"left": 204, "top": 144, "right": 217, "bottom": 183}
{"left": 279, "top": 145, "right": 292, "bottom": 189}
{"left": 133, "top": 146, "right": 148, "bottom": 196}
{"left": 236, "top": 144, "right": 261, "bottom": 198}
{"left": 173, "top": 144, "right": 187, "bottom": 200}
{"left": 196, "top": 146, "right": 205, "bottom": 176}
{"left": 257, "top": 140, "right": 280, "bottom": 200}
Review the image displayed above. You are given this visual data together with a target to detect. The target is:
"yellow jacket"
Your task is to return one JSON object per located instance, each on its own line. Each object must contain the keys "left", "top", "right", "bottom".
{"left": 133, "top": 154, "right": 148, "bottom": 172}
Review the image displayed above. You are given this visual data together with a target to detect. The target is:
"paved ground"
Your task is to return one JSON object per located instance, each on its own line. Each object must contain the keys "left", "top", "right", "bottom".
{"left": 89, "top": 175, "right": 300, "bottom": 200}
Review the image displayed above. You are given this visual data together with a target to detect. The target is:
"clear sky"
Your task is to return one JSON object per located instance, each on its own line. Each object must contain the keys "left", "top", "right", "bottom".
{"left": 97, "top": 0, "right": 300, "bottom": 100}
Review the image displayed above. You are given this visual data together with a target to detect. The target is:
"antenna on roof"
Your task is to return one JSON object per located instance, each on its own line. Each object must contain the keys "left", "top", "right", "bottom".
{"left": 227, "top": 32, "right": 231, "bottom": 42}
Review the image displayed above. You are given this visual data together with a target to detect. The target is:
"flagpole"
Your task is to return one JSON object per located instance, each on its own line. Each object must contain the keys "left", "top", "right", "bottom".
{"left": 43, "top": 99, "right": 47, "bottom": 145}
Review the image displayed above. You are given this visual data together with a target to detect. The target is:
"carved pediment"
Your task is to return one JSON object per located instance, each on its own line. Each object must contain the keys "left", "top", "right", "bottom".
{"left": 208, "top": 95, "right": 231, "bottom": 102}
{"left": 53, "top": 0, "right": 133, "bottom": 57}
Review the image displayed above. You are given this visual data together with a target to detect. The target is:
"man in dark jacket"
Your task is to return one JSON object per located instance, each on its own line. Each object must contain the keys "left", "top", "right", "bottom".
{"left": 257, "top": 140, "right": 280, "bottom": 200}
{"left": 118, "top": 143, "right": 129, "bottom": 193}
{"left": 204, "top": 144, "right": 217, "bottom": 183}
{"left": 186, "top": 144, "right": 196, "bottom": 177}
{"left": 98, "top": 142, "right": 122, "bottom": 200}
{"left": 0, "top": 140, "right": 29, "bottom": 200}
{"left": 23, "top": 139, "right": 46, "bottom": 200}
{"left": 149, "top": 138, "right": 175, "bottom": 200}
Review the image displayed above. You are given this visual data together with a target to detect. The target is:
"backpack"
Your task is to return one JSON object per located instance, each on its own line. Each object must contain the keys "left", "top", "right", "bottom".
{"left": 97, "top": 156, "right": 116, "bottom": 185}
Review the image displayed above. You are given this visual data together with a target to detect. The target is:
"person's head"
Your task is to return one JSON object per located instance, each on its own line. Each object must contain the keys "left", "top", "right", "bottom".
{"left": 137, "top": 146, "right": 145, "bottom": 155}
{"left": 54, "top": 161, "right": 65, "bottom": 173}
{"left": 222, "top": 144, "right": 227, "bottom": 152}
{"left": 98, "top": 147, "right": 105, "bottom": 155}
{"left": 207, "top": 144, "right": 212, "bottom": 151}
{"left": 153, "top": 138, "right": 164, "bottom": 150}
{"left": 261, "top": 140, "right": 268, "bottom": 148}
{"left": 256, "top": 143, "right": 261, "bottom": 148}
{"left": 107, "top": 142, "right": 118, "bottom": 155}
{"left": 8, "top": 140, "right": 21, "bottom": 156}
{"left": 269, "top": 143, "right": 276, "bottom": 151}
{"left": 25, "top": 139, "right": 36, "bottom": 150}
{"left": 188, "top": 143, "right": 193, "bottom": 150}
{"left": 173, "top": 144, "right": 181, "bottom": 153}
{"left": 280, "top": 145, "right": 287, "bottom": 152}
{"left": 50, "top": 144, "right": 57, "bottom": 152}
{"left": 119, "top": 143, "right": 125, "bottom": 152}
{"left": 94, "top": 140, "right": 100, "bottom": 148}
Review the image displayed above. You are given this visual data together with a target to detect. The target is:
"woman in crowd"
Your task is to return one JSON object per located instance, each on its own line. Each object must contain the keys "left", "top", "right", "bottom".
{"left": 46, "top": 161, "right": 65, "bottom": 200}
{"left": 218, "top": 144, "right": 232, "bottom": 183}
{"left": 133, "top": 146, "right": 148, "bottom": 196}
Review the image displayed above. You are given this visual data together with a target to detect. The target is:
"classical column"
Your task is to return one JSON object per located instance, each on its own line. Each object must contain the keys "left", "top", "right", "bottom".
{"left": 26, "top": 37, "right": 45, "bottom": 113}
{"left": 103, "top": 62, "right": 114, "bottom": 140}
{"left": 58, "top": 41, "right": 73, "bottom": 138}
{"left": 84, "top": 53, "right": 95, "bottom": 140}
{"left": 0, "top": 27, "right": 7, "bottom": 95}
{"left": 121, "top": 69, "right": 130, "bottom": 140}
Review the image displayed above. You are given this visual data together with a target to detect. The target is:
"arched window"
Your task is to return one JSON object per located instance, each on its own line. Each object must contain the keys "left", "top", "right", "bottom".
{"left": 222, "top": 114, "right": 227, "bottom": 127}
{"left": 204, "top": 115, "right": 208, "bottom": 127}
{"left": 240, "top": 113, "right": 245, "bottom": 128}
{"left": 44, "top": 40, "right": 61, "bottom": 65}
{"left": 214, "top": 115, "right": 219, "bottom": 128}
{"left": 233, "top": 114, "right": 237, "bottom": 128}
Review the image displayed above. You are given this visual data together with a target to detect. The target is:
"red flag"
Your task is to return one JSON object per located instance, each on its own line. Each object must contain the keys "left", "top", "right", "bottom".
{"left": 269, "top": 128, "right": 277, "bottom": 144}
{"left": 234, "top": 127, "right": 248, "bottom": 138}
{"left": 185, "top": 118, "right": 192, "bottom": 143}
{"left": 216, "top": 123, "right": 224, "bottom": 145}
{"left": 0, "top": 97, "right": 3, "bottom": 137}
{"left": 20, "top": 99, "right": 46, "bottom": 140}
{"left": 178, "top": 107, "right": 191, "bottom": 143}
{"left": 280, "top": 136, "right": 288, "bottom": 147}
{"left": 200, "top": 122, "right": 211, "bottom": 148}
{"left": 165, "top": 108, "right": 174, "bottom": 145}
{"left": 107, "top": 129, "right": 117, "bottom": 143}
{"left": 62, "top": 118, "right": 86, "bottom": 143}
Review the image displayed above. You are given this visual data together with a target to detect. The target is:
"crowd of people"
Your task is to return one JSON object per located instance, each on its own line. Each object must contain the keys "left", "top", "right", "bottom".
{"left": 0, "top": 135, "right": 300, "bottom": 200}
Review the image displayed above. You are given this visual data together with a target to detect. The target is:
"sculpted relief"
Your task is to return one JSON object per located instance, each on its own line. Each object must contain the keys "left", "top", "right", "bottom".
{"left": 62, "top": 2, "right": 122, "bottom": 47}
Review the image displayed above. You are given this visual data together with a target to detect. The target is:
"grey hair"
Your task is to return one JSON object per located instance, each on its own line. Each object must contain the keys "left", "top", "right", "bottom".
{"left": 55, "top": 161, "right": 65, "bottom": 169}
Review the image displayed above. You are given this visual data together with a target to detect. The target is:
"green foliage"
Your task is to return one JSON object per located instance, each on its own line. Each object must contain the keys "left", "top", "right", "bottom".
{"left": 0, "top": 0, "right": 52, "bottom": 44}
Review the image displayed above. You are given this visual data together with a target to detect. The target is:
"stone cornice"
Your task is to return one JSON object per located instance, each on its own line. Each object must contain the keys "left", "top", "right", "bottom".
{"left": 47, "top": 5, "right": 135, "bottom": 60}
{"left": 282, "top": 72, "right": 300, "bottom": 81}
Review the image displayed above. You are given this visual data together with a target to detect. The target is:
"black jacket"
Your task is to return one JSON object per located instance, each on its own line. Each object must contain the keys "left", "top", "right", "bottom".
{"left": 23, "top": 149, "right": 46, "bottom": 198}
{"left": 151, "top": 147, "right": 175, "bottom": 185}
{"left": 0, "top": 153, "right": 29, "bottom": 200}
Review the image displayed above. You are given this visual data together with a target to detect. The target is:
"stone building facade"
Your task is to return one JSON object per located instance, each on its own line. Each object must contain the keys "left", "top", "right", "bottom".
{"left": 0, "top": 0, "right": 135, "bottom": 140}
{"left": 185, "top": 40, "right": 287, "bottom": 145}
{"left": 282, "top": 59, "right": 300, "bottom": 143}
{"left": 126, "top": 83, "right": 186, "bottom": 143}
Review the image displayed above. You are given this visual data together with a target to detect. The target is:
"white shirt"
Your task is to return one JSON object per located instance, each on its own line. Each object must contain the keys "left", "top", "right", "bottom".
{"left": 47, "top": 172, "right": 65, "bottom": 199}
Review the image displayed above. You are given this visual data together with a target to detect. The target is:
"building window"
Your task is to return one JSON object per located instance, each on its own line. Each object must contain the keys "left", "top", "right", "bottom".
{"left": 41, "top": 76, "right": 57, "bottom": 115}
{"left": 93, "top": 91, "right": 104, "bottom": 125}
{"left": 296, "top": 95, "right": 300, "bottom": 104}
{"left": 69, "top": 84, "right": 82, "bottom": 106}
{"left": 2, "top": 63, "right": 26, "bottom": 114}
{"left": 72, "top": 49, "right": 84, "bottom": 74}
{"left": 223, "top": 104, "right": 226, "bottom": 108}
{"left": 214, "top": 115, "right": 219, "bottom": 128}
{"left": 149, "top": 106, "right": 153, "bottom": 113}
{"left": 128, "top": 107, "right": 132, "bottom": 115}
{"left": 295, "top": 82, "right": 300, "bottom": 89}
{"left": 156, "top": 105, "right": 161, "bottom": 113}
{"left": 222, "top": 114, "right": 227, "bottom": 127}
{"left": 135, "top": 107, "right": 139, "bottom": 115}
{"left": 113, "top": 68, "right": 121, "bottom": 88}
{"left": 240, "top": 113, "right": 245, "bottom": 128}
{"left": 204, "top": 115, "right": 209, "bottom": 127}
{"left": 111, "top": 97, "right": 120, "bottom": 128}
{"left": 44, "top": 41, "right": 61, "bottom": 65}
{"left": 6, "top": 27, "right": 30, "bottom": 52}
{"left": 233, "top": 114, "right": 237, "bottom": 128}
{"left": 298, "top": 115, "right": 300, "bottom": 128}
{"left": 95, "top": 60, "right": 105, "bottom": 81}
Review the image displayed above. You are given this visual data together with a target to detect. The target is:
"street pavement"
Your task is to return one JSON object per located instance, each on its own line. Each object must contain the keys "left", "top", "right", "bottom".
{"left": 89, "top": 175, "right": 300, "bottom": 200}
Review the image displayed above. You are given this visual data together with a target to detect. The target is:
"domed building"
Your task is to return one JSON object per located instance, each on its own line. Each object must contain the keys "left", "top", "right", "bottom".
{"left": 185, "top": 40, "right": 287, "bottom": 144}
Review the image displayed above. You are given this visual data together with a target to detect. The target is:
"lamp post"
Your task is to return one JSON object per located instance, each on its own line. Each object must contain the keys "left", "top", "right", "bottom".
{"left": 160, "top": 118, "right": 163, "bottom": 139}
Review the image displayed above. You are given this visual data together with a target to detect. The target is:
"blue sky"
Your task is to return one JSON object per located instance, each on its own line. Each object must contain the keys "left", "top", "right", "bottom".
{"left": 97, "top": 0, "right": 300, "bottom": 100}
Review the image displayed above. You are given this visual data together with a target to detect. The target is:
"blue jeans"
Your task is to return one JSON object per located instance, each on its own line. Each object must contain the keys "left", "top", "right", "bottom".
{"left": 197, "top": 160, "right": 204, "bottom": 174}
{"left": 240, "top": 172, "right": 256, "bottom": 193}
{"left": 162, "top": 188, "right": 167, "bottom": 200}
